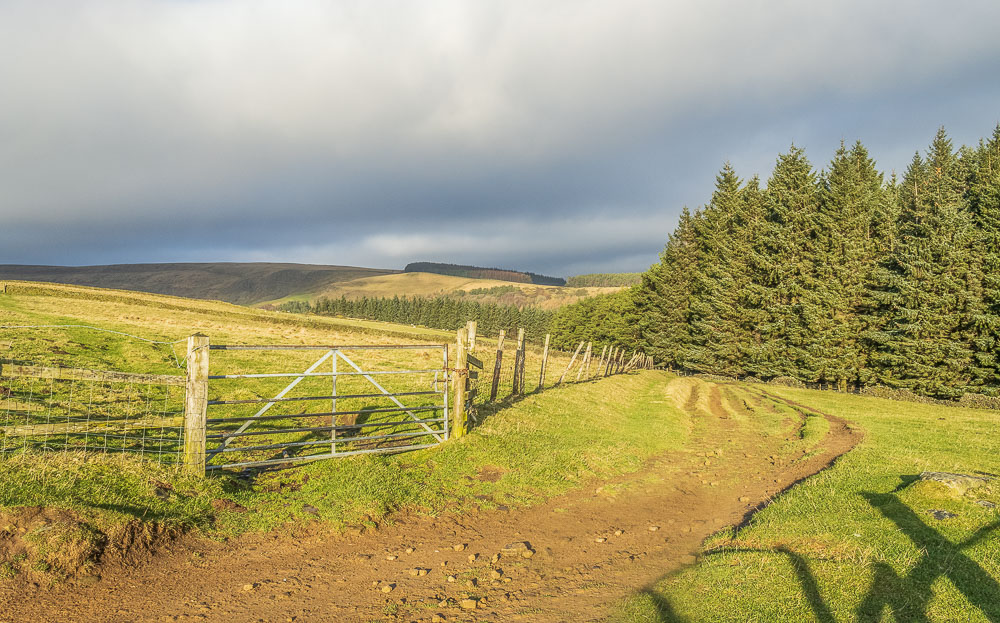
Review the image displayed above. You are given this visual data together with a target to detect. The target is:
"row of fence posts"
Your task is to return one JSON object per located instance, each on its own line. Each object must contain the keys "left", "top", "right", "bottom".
{"left": 180, "top": 326, "right": 654, "bottom": 475}
{"left": 450, "top": 321, "right": 654, "bottom": 438}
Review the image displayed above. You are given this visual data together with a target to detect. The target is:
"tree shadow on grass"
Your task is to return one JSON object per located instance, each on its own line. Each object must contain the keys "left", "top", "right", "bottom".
{"left": 856, "top": 491, "right": 1000, "bottom": 622}
{"left": 631, "top": 545, "right": 836, "bottom": 623}
{"left": 630, "top": 491, "right": 1000, "bottom": 623}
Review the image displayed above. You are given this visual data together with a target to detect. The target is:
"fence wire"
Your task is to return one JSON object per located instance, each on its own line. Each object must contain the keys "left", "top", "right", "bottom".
{"left": 0, "top": 375, "right": 185, "bottom": 463}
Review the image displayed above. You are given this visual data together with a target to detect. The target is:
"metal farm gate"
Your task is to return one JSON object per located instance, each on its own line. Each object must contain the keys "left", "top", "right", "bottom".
{"left": 202, "top": 343, "right": 450, "bottom": 471}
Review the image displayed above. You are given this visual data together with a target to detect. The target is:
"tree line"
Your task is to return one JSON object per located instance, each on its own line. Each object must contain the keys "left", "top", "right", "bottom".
{"left": 565, "top": 273, "right": 642, "bottom": 287}
{"left": 403, "top": 262, "right": 566, "bottom": 286}
{"left": 279, "top": 295, "right": 553, "bottom": 344}
{"left": 553, "top": 126, "right": 1000, "bottom": 399}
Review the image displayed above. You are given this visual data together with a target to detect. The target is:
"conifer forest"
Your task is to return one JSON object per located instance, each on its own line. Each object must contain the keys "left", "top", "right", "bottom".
{"left": 564, "top": 126, "right": 1000, "bottom": 399}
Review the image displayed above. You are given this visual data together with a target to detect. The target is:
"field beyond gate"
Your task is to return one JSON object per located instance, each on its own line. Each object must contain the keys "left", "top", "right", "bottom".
{"left": 203, "top": 342, "right": 449, "bottom": 470}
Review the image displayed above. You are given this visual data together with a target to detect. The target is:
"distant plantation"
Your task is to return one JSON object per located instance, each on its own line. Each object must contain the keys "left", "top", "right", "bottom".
{"left": 404, "top": 261, "right": 566, "bottom": 286}
{"left": 558, "top": 126, "right": 1000, "bottom": 400}
{"left": 566, "top": 273, "right": 642, "bottom": 287}
{"left": 280, "top": 294, "right": 553, "bottom": 343}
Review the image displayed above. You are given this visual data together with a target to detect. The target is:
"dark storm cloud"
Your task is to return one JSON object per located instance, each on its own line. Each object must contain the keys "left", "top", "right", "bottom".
{"left": 1, "top": 0, "right": 999, "bottom": 275}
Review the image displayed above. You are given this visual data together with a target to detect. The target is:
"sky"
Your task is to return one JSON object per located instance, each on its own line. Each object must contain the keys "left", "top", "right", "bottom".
{"left": 2, "top": 1, "right": 999, "bottom": 277}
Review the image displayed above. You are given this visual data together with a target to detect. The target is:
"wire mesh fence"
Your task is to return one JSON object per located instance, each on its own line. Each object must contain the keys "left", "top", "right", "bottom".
{"left": 0, "top": 365, "right": 185, "bottom": 463}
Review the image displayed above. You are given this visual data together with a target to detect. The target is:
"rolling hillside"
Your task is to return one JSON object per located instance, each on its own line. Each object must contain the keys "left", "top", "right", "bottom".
{"left": 264, "top": 271, "right": 620, "bottom": 310}
{"left": 0, "top": 263, "right": 398, "bottom": 305}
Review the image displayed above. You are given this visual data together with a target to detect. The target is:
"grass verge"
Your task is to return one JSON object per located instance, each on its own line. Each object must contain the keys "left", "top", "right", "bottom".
{"left": 1, "top": 371, "right": 684, "bottom": 580}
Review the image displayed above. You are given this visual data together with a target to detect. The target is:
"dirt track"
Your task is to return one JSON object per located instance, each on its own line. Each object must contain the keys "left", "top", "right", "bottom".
{"left": 0, "top": 380, "right": 861, "bottom": 622}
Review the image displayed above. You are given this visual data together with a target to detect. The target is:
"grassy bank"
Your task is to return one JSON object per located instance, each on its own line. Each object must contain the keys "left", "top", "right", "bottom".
{"left": 1, "top": 281, "right": 662, "bottom": 580}
{"left": 0, "top": 371, "right": 683, "bottom": 577}
{"left": 616, "top": 385, "right": 1000, "bottom": 622}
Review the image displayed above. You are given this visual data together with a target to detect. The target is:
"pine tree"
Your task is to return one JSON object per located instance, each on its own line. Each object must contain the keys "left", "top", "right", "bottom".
{"left": 755, "top": 146, "right": 822, "bottom": 379}
{"left": 633, "top": 207, "right": 698, "bottom": 368}
{"left": 814, "top": 141, "right": 886, "bottom": 388}
{"left": 967, "top": 125, "right": 1000, "bottom": 389}
{"left": 683, "top": 164, "right": 745, "bottom": 376}
{"left": 866, "top": 129, "right": 979, "bottom": 397}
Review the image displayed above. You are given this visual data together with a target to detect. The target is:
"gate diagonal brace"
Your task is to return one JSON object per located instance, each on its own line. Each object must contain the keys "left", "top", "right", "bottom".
{"left": 334, "top": 350, "right": 444, "bottom": 443}
{"left": 206, "top": 350, "right": 335, "bottom": 461}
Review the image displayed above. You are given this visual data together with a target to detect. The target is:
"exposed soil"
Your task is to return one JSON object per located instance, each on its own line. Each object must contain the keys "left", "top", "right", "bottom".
{"left": 0, "top": 380, "right": 861, "bottom": 623}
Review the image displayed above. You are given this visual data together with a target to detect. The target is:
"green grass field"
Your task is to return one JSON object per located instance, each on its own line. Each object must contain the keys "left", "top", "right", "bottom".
{"left": 0, "top": 281, "right": 660, "bottom": 581}
{"left": 4, "top": 280, "right": 1000, "bottom": 621}
{"left": 615, "top": 385, "right": 1000, "bottom": 623}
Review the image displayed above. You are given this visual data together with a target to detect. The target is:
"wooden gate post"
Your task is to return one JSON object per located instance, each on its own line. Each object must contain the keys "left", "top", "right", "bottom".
{"left": 466, "top": 320, "right": 477, "bottom": 353}
{"left": 538, "top": 333, "right": 550, "bottom": 390}
{"left": 489, "top": 329, "right": 505, "bottom": 402}
{"left": 453, "top": 327, "right": 469, "bottom": 439}
{"left": 183, "top": 334, "right": 210, "bottom": 477}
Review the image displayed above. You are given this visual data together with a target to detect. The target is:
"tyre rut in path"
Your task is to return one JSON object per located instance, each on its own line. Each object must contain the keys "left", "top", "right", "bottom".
{"left": 0, "top": 381, "right": 861, "bottom": 623}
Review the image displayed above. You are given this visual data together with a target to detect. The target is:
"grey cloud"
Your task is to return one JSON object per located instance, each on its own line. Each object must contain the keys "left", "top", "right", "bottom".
{"left": 1, "top": 0, "right": 999, "bottom": 274}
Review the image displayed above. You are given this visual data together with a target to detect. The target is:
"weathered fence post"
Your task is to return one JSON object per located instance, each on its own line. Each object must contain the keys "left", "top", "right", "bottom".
{"left": 466, "top": 320, "right": 477, "bottom": 353}
{"left": 512, "top": 328, "right": 525, "bottom": 394}
{"left": 604, "top": 346, "right": 615, "bottom": 376}
{"left": 489, "top": 329, "right": 505, "bottom": 402}
{"left": 558, "top": 341, "right": 585, "bottom": 385}
{"left": 183, "top": 334, "right": 210, "bottom": 477}
{"left": 576, "top": 342, "right": 592, "bottom": 382}
{"left": 596, "top": 345, "right": 607, "bottom": 378}
{"left": 453, "top": 327, "right": 469, "bottom": 438}
{"left": 538, "top": 333, "right": 550, "bottom": 390}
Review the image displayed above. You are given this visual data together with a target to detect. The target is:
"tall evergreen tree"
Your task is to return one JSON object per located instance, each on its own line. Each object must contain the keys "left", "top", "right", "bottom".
{"left": 684, "top": 164, "right": 745, "bottom": 376}
{"left": 633, "top": 206, "right": 698, "bottom": 368}
{"left": 813, "top": 141, "right": 886, "bottom": 387}
{"left": 866, "top": 129, "right": 979, "bottom": 397}
{"left": 966, "top": 125, "right": 1000, "bottom": 389}
{"left": 754, "top": 146, "right": 823, "bottom": 379}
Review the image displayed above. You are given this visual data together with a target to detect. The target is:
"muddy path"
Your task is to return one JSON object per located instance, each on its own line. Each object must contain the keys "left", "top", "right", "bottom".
{"left": 0, "top": 379, "right": 861, "bottom": 623}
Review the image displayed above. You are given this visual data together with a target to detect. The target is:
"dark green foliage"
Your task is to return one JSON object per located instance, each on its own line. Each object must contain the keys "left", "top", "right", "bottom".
{"left": 632, "top": 207, "right": 699, "bottom": 368}
{"left": 966, "top": 126, "right": 1000, "bottom": 390}
{"left": 403, "top": 262, "right": 565, "bottom": 286}
{"left": 549, "top": 290, "right": 639, "bottom": 351}
{"left": 865, "top": 130, "right": 981, "bottom": 397}
{"left": 565, "top": 273, "right": 643, "bottom": 287}
{"left": 584, "top": 125, "right": 1000, "bottom": 399}
{"left": 813, "top": 141, "right": 888, "bottom": 387}
{"left": 279, "top": 295, "right": 553, "bottom": 344}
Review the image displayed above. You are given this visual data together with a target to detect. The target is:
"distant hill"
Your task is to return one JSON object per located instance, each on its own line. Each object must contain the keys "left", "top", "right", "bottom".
{"left": 264, "top": 271, "right": 619, "bottom": 310}
{"left": 404, "top": 262, "right": 566, "bottom": 286}
{"left": 0, "top": 263, "right": 397, "bottom": 305}
{"left": 566, "top": 273, "right": 642, "bottom": 287}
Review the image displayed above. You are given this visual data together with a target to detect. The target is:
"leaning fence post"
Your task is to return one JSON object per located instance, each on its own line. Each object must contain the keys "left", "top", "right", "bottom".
{"left": 183, "top": 334, "right": 210, "bottom": 477}
{"left": 576, "top": 342, "right": 592, "bottom": 382}
{"left": 558, "top": 341, "right": 585, "bottom": 385}
{"left": 538, "top": 333, "right": 550, "bottom": 390}
{"left": 453, "top": 327, "right": 468, "bottom": 438}
{"left": 605, "top": 346, "right": 616, "bottom": 377}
